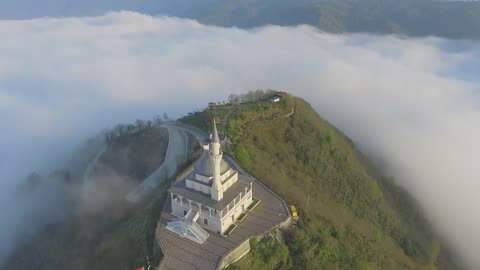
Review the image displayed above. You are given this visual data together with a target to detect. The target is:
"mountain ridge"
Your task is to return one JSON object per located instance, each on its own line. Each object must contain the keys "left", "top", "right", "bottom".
{"left": 182, "top": 92, "right": 464, "bottom": 270}
{"left": 0, "top": 0, "right": 480, "bottom": 39}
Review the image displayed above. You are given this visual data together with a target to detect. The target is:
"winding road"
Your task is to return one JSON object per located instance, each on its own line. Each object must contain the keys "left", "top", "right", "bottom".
{"left": 125, "top": 103, "right": 295, "bottom": 203}
{"left": 126, "top": 122, "right": 208, "bottom": 203}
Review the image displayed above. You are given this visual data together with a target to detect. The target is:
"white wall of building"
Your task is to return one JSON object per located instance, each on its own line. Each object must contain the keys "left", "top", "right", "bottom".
{"left": 170, "top": 187, "right": 253, "bottom": 234}
{"left": 220, "top": 190, "right": 252, "bottom": 233}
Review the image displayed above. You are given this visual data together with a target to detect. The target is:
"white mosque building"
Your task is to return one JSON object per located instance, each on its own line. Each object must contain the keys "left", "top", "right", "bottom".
{"left": 166, "top": 119, "right": 253, "bottom": 244}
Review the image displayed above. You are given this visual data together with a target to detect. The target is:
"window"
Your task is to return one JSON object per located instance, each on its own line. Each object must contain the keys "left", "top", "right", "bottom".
{"left": 204, "top": 218, "right": 208, "bottom": 225}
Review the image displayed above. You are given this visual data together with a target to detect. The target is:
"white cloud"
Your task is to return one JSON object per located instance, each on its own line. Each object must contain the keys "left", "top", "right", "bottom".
{"left": 1, "top": 11, "right": 479, "bottom": 268}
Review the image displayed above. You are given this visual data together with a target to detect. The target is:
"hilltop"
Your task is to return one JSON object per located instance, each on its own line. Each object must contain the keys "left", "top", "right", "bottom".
{"left": 181, "top": 92, "right": 464, "bottom": 270}
{"left": 3, "top": 92, "right": 465, "bottom": 270}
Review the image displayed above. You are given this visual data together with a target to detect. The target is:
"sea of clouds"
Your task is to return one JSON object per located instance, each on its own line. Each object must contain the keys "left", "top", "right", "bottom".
{"left": 0, "top": 11, "right": 479, "bottom": 268}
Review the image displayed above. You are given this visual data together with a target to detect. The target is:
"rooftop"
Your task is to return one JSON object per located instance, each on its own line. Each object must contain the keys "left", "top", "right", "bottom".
{"left": 158, "top": 177, "right": 290, "bottom": 270}
{"left": 193, "top": 151, "right": 230, "bottom": 177}
{"left": 168, "top": 174, "right": 253, "bottom": 211}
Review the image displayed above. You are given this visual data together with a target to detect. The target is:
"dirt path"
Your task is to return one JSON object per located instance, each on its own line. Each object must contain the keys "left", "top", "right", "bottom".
{"left": 276, "top": 106, "right": 294, "bottom": 119}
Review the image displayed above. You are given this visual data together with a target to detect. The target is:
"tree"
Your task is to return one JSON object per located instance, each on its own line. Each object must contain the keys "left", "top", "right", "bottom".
{"left": 163, "top": 112, "right": 169, "bottom": 122}
{"left": 135, "top": 119, "right": 145, "bottom": 131}
{"left": 228, "top": 94, "right": 240, "bottom": 104}
{"left": 153, "top": 115, "right": 163, "bottom": 125}
{"left": 254, "top": 89, "right": 265, "bottom": 101}
{"left": 235, "top": 144, "right": 251, "bottom": 169}
{"left": 115, "top": 124, "right": 126, "bottom": 136}
{"left": 265, "top": 89, "right": 277, "bottom": 97}
{"left": 127, "top": 124, "right": 135, "bottom": 134}
{"left": 105, "top": 131, "right": 113, "bottom": 144}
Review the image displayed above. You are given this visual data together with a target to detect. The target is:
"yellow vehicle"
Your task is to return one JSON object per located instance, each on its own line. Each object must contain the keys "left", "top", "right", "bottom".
{"left": 290, "top": 205, "right": 298, "bottom": 217}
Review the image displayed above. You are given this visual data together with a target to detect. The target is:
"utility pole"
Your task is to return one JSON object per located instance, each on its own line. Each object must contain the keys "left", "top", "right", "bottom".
{"left": 306, "top": 193, "right": 310, "bottom": 209}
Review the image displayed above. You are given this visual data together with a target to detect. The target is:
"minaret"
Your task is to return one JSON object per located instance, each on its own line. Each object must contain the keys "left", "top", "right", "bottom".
{"left": 210, "top": 118, "right": 223, "bottom": 201}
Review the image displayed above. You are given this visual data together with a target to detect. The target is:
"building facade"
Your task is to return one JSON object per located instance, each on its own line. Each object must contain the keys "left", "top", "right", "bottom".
{"left": 166, "top": 119, "right": 253, "bottom": 243}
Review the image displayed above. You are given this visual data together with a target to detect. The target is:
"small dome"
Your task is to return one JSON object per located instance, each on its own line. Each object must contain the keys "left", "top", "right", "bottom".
{"left": 194, "top": 153, "right": 230, "bottom": 177}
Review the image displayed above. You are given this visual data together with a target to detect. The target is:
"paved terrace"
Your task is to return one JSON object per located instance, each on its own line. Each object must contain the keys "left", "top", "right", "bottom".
{"left": 156, "top": 159, "right": 290, "bottom": 270}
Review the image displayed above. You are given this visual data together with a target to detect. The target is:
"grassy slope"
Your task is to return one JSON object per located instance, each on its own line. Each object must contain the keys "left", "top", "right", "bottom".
{"left": 182, "top": 96, "right": 462, "bottom": 270}
{"left": 3, "top": 125, "right": 200, "bottom": 270}
{"left": 83, "top": 126, "right": 171, "bottom": 269}
{"left": 85, "top": 127, "right": 201, "bottom": 270}
{"left": 100, "top": 126, "right": 169, "bottom": 182}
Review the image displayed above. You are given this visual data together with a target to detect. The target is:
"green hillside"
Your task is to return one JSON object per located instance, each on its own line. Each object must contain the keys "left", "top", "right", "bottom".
{"left": 5, "top": 93, "right": 464, "bottom": 270}
{"left": 2, "top": 0, "right": 479, "bottom": 39}
{"left": 3, "top": 122, "right": 199, "bottom": 270}
{"left": 181, "top": 93, "right": 463, "bottom": 270}
{"left": 173, "top": 0, "right": 480, "bottom": 39}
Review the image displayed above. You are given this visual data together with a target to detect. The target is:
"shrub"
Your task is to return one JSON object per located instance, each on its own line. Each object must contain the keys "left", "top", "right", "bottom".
{"left": 235, "top": 144, "right": 251, "bottom": 169}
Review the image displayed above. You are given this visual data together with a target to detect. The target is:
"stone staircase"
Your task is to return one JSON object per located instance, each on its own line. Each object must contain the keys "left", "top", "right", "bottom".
{"left": 165, "top": 209, "right": 209, "bottom": 244}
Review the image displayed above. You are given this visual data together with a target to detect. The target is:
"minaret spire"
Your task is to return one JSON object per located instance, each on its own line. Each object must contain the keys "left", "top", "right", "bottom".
{"left": 212, "top": 118, "right": 220, "bottom": 144}
{"left": 210, "top": 117, "right": 223, "bottom": 201}
{"left": 210, "top": 118, "right": 221, "bottom": 156}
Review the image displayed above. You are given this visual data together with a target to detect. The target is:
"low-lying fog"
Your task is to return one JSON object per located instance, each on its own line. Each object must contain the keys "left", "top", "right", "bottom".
{"left": 1, "top": 12, "right": 479, "bottom": 268}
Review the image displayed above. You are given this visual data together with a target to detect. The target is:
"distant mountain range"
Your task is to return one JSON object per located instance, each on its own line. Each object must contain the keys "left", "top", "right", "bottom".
{"left": 1, "top": 0, "right": 480, "bottom": 39}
